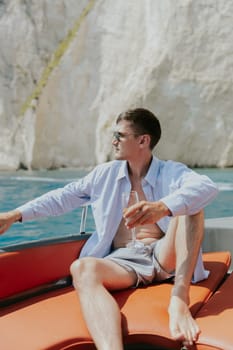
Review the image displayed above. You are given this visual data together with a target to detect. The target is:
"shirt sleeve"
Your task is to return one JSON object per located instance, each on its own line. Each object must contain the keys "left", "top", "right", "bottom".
{"left": 159, "top": 162, "right": 219, "bottom": 216}
{"left": 16, "top": 170, "right": 96, "bottom": 222}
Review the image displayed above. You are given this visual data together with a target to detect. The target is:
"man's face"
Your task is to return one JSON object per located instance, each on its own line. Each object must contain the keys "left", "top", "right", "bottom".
{"left": 112, "top": 120, "right": 140, "bottom": 161}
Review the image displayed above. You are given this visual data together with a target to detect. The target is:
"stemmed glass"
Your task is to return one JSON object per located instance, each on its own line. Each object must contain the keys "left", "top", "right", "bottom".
{"left": 122, "top": 190, "right": 141, "bottom": 248}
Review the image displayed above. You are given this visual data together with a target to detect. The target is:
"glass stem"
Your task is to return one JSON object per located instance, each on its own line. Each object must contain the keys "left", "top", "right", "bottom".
{"left": 131, "top": 227, "right": 136, "bottom": 242}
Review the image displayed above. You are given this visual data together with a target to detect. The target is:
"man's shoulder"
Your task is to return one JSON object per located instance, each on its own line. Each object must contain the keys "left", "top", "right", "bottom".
{"left": 156, "top": 158, "right": 189, "bottom": 179}
{"left": 93, "top": 160, "right": 125, "bottom": 174}
{"left": 157, "top": 158, "right": 188, "bottom": 170}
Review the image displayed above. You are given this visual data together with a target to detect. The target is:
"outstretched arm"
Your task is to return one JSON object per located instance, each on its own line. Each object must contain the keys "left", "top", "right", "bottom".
{"left": 0, "top": 210, "right": 22, "bottom": 235}
{"left": 0, "top": 180, "right": 91, "bottom": 234}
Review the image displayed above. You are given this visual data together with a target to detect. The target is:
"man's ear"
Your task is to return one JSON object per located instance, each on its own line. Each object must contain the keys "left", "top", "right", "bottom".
{"left": 139, "top": 134, "right": 151, "bottom": 148}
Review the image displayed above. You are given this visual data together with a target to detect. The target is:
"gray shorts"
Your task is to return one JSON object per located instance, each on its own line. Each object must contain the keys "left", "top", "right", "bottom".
{"left": 105, "top": 240, "right": 174, "bottom": 286}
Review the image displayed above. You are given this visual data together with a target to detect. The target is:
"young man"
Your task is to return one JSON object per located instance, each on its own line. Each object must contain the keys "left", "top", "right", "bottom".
{"left": 0, "top": 108, "right": 218, "bottom": 349}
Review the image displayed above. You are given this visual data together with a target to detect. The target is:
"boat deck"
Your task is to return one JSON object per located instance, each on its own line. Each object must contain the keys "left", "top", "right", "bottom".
{"left": 0, "top": 234, "right": 232, "bottom": 350}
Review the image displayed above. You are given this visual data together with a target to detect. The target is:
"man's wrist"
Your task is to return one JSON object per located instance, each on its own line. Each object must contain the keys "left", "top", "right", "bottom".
{"left": 12, "top": 210, "right": 22, "bottom": 223}
{"left": 158, "top": 201, "right": 172, "bottom": 217}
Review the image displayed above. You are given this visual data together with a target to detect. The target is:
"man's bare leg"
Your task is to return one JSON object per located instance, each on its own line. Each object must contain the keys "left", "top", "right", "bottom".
{"left": 70, "top": 257, "right": 137, "bottom": 350}
{"left": 156, "top": 211, "right": 204, "bottom": 346}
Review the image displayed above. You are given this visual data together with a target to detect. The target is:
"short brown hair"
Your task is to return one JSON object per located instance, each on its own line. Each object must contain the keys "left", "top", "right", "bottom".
{"left": 116, "top": 108, "right": 161, "bottom": 149}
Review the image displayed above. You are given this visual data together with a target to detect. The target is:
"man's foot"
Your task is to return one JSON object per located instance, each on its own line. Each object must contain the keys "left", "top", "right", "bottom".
{"left": 168, "top": 295, "right": 200, "bottom": 346}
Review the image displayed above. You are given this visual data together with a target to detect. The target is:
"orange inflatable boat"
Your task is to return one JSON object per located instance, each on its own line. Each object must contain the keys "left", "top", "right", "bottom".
{"left": 0, "top": 214, "right": 232, "bottom": 350}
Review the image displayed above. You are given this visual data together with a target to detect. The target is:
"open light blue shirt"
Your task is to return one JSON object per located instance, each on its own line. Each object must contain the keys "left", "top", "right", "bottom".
{"left": 18, "top": 156, "right": 218, "bottom": 282}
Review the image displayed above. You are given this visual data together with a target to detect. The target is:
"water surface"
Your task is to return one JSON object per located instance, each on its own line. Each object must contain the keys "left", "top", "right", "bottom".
{"left": 0, "top": 168, "right": 232, "bottom": 248}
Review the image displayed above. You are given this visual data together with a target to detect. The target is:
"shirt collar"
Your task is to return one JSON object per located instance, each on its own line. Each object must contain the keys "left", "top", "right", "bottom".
{"left": 116, "top": 160, "right": 129, "bottom": 181}
{"left": 116, "top": 156, "right": 160, "bottom": 188}
{"left": 144, "top": 156, "right": 160, "bottom": 188}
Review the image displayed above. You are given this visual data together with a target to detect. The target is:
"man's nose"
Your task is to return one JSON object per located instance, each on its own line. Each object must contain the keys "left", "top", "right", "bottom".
{"left": 112, "top": 137, "right": 118, "bottom": 146}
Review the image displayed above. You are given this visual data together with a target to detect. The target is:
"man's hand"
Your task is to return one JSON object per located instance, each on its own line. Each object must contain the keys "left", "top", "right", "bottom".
{"left": 123, "top": 200, "right": 171, "bottom": 228}
{"left": 0, "top": 210, "right": 22, "bottom": 235}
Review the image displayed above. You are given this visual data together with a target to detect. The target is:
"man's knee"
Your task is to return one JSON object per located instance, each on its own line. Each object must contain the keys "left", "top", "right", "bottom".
{"left": 186, "top": 210, "right": 204, "bottom": 227}
{"left": 177, "top": 210, "right": 204, "bottom": 226}
{"left": 169, "top": 211, "right": 204, "bottom": 244}
{"left": 70, "top": 257, "right": 100, "bottom": 289}
{"left": 183, "top": 210, "right": 205, "bottom": 242}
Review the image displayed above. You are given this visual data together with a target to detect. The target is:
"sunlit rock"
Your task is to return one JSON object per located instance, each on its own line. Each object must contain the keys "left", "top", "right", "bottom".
{"left": 0, "top": 0, "right": 232, "bottom": 169}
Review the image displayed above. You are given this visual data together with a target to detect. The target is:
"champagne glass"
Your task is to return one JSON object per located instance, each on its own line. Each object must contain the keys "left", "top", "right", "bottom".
{"left": 122, "top": 190, "right": 141, "bottom": 248}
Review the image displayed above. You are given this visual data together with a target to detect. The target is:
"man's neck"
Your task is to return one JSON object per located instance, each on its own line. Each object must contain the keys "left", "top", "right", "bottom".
{"left": 127, "top": 154, "right": 153, "bottom": 181}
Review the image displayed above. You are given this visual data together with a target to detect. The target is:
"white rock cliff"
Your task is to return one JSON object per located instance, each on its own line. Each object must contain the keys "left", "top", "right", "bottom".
{"left": 0, "top": 0, "right": 232, "bottom": 170}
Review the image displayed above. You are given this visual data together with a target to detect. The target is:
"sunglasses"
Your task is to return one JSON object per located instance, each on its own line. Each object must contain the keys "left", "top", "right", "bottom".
{"left": 113, "top": 131, "right": 138, "bottom": 142}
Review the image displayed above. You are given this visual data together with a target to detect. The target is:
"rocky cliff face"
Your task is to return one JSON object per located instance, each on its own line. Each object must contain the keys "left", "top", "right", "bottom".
{"left": 0, "top": 0, "right": 232, "bottom": 170}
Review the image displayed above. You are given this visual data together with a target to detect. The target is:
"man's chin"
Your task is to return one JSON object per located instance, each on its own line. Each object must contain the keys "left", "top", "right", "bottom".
{"left": 114, "top": 153, "right": 124, "bottom": 160}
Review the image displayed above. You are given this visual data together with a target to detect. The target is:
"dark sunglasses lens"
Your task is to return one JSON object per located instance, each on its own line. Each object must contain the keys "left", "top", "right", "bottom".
{"left": 113, "top": 132, "right": 121, "bottom": 141}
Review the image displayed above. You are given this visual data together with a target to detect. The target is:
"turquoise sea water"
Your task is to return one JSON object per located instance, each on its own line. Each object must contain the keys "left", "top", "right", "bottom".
{"left": 0, "top": 168, "right": 232, "bottom": 248}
